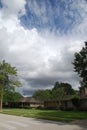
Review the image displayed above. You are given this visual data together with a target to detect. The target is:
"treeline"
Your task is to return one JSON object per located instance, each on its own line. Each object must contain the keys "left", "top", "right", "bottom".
{"left": 33, "top": 81, "right": 78, "bottom": 101}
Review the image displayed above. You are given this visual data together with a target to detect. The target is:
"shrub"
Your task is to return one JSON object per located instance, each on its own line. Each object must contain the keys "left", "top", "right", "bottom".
{"left": 71, "top": 95, "right": 80, "bottom": 109}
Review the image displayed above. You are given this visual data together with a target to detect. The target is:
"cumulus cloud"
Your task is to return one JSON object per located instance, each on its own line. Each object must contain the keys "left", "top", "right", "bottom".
{"left": 0, "top": 0, "right": 87, "bottom": 95}
{"left": 1, "top": 0, "right": 26, "bottom": 18}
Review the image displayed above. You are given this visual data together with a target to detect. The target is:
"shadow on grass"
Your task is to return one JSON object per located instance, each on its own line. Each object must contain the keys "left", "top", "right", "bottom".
{"left": 31, "top": 110, "right": 87, "bottom": 130}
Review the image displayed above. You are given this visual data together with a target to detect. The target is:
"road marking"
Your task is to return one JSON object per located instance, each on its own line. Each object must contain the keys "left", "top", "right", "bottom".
{"left": 0, "top": 122, "right": 16, "bottom": 130}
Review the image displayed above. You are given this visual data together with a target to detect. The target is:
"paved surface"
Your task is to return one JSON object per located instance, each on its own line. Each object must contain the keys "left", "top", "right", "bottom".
{"left": 0, "top": 114, "right": 87, "bottom": 130}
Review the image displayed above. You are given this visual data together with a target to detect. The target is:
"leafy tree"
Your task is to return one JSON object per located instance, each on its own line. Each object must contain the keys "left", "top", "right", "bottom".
{"left": 0, "top": 60, "right": 21, "bottom": 109}
{"left": 73, "top": 42, "right": 87, "bottom": 88}
{"left": 33, "top": 82, "right": 74, "bottom": 103}
{"left": 52, "top": 87, "right": 66, "bottom": 101}
{"left": 33, "top": 89, "right": 52, "bottom": 101}
{"left": 53, "top": 82, "right": 75, "bottom": 95}
{"left": 3, "top": 91, "right": 22, "bottom": 102}
{"left": 52, "top": 82, "right": 75, "bottom": 108}
{"left": 52, "top": 82, "right": 65, "bottom": 106}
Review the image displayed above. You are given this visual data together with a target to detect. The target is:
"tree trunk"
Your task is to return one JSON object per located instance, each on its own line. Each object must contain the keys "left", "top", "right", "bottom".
{"left": 0, "top": 99, "right": 2, "bottom": 110}
{"left": 0, "top": 92, "right": 3, "bottom": 110}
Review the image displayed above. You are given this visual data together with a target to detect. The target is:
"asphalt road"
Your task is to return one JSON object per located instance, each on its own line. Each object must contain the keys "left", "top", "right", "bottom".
{"left": 0, "top": 114, "right": 87, "bottom": 130}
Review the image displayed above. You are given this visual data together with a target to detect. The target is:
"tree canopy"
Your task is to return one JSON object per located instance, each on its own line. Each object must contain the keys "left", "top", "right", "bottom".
{"left": 33, "top": 81, "right": 75, "bottom": 102}
{"left": 3, "top": 91, "right": 22, "bottom": 102}
{"left": 33, "top": 89, "right": 52, "bottom": 101}
{"left": 53, "top": 82, "right": 75, "bottom": 95}
{"left": 0, "top": 60, "right": 21, "bottom": 109}
{"left": 73, "top": 42, "right": 87, "bottom": 88}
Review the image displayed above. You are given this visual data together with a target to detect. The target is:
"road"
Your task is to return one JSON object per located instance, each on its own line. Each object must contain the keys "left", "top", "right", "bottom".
{"left": 0, "top": 114, "right": 87, "bottom": 130}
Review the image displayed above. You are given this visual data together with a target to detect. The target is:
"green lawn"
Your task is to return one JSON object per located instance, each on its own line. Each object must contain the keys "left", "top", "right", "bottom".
{"left": 0, "top": 109, "right": 87, "bottom": 122}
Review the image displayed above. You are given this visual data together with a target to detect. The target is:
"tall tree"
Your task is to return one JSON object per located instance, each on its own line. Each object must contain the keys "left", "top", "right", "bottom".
{"left": 33, "top": 89, "right": 52, "bottom": 101}
{"left": 52, "top": 82, "right": 66, "bottom": 107}
{"left": 52, "top": 87, "right": 66, "bottom": 107}
{"left": 73, "top": 42, "right": 87, "bottom": 88}
{"left": 0, "top": 60, "right": 21, "bottom": 109}
{"left": 53, "top": 81, "right": 74, "bottom": 95}
{"left": 52, "top": 82, "right": 75, "bottom": 108}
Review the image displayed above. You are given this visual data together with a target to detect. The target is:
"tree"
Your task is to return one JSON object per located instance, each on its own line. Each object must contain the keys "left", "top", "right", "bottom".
{"left": 52, "top": 82, "right": 66, "bottom": 107}
{"left": 53, "top": 82, "right": 75, "bottom": 95}
{"left": 52, "top": 82, "right": 75, "bottom": 108}
{"left": 3, "top": 91, "right": 22, "bottom": 102}
{"left": 0, "top": 60, "right": 21, "bottom": 109}
{"left": 33, "top": 89, "right": 52, "bottom": 101}
{"left": 73, "top": 42, "right": 87, "bottom": 88}
{"left": 52, "top": 87, "right": 66, "bottom": 108}
{"left": 33, "top": 82, "right": 74, "bottom": 103}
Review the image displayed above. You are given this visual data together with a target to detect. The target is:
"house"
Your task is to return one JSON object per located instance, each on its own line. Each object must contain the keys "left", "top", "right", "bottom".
{"left": 79, "top": 87, "right": 87, "bottom": 110}
{"left": 4, "top": 97, "right": 44, "bottom": 108}
{"left": 80, "top": 87, "right": 87, "bottom": 97}
{"left": 4, "top": 87, "right": 87, "bottom": 110}
{"left": 20, "top": 97, "right": 44, "bottom": 108}
{"left": 44, "top": 87, "right": 87, "bottom": 110}
{"left": 44, "top": 98, "right": 74, "bottom": 110}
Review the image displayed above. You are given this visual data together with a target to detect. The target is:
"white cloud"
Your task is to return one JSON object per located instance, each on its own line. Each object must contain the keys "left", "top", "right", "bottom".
{"left": 0, "top": 0, "right": 87, "bottom": 95}
{"left": 1, "top": 0, "right": 26, "bottom": 18}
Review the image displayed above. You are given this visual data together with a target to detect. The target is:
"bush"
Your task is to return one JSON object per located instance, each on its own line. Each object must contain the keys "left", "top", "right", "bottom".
{"left": 36, "top": 106, "right": 44, "bottom": 110}
{"left": 71, "top": 95, "right": 80, "bottom": 108}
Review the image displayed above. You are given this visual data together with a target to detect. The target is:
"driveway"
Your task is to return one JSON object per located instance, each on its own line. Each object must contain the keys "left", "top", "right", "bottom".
{"left": 0, "top": 114, "right": 87, "bottom": 130}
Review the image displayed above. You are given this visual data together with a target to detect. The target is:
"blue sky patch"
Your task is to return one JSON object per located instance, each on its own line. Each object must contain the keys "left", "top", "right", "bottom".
{"left": 20, "top": 0, "right": 86, "bottom": 34}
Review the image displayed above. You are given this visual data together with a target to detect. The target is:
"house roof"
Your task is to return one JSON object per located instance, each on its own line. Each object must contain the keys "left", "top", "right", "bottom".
{"left": 20, "top": 97, "right": 43, "bottom": 104}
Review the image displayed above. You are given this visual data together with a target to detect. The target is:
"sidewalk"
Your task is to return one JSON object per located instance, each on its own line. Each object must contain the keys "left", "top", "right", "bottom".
{"left": 71, "top": 119, "right": 87, "bottom": 126}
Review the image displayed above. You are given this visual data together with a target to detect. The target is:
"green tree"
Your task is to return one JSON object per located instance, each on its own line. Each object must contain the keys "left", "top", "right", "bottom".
{"left": 73, "top": 42, "right": 87, "bottom": 88}
{"left": 0, "top": 60, "right": 21, "bottom": 109}
{"left": 52, "top": 84, "right": 66, "bottom": 108}
{"left": 52, "top": 85, "right": 66, "bottom": 101}
{"left": 52, "top": 82, "right": 75, "bottom": 108}
{"left": 33, "top": 89, "right": 52, "bottom": 101}
{"left": 53, "top": 81, "right": 75, "bottom": 95}
{"left": 3, "top": 91, "right": 22, "bottom": 102}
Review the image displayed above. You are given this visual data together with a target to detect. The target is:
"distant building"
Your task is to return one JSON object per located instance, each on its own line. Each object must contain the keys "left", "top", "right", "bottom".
{"left": 20, "top": 97, "right": 44, "bottom": 108}
{"left": 4, "top": 97, "right": 44, "bottom": 108}
{"left": 80, "top": 87, "right": 87, "bottom": 97}
{"left": 44, "top": 98, "right": 74, "bottom": 110}
{"left": 4, "top": 87, "right": 87, "bottom": 110}
{"left": 79, "top": 87, "right": 87, "bottom": 110}
{"left": 44, "top": 87, "right": 87, "bottom": 110}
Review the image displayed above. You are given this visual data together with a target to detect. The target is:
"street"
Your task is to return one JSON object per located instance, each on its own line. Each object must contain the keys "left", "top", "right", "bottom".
{"left": 0, "top": 114, "right": 87, "bottom": 130}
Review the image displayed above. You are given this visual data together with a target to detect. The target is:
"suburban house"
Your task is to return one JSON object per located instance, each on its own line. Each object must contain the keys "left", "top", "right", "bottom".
{"left": 4, "top": 87, "right": 87, "bottom": 110}
{"left": 79, "top": 87, "right": 87, "bottom": 110}
{"left": 44, "top": 98, "right": 74, "bottom": 110}
{"left": 4, "top": 97, "right": 44, "bottom": 108}
{"left": 19, "top": 97, "right": 44, "bottom": 108}
{"left": 44, "top": 87, "right": 87, "bottom": 110}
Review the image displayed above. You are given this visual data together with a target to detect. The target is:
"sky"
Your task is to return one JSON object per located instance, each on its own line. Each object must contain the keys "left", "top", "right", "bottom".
{"left": 0, "top": 0, "right": 87, "bottom": 96}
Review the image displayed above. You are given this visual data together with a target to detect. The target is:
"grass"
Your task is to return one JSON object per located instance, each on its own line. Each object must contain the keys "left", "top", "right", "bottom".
{"left": 0, "top": 108, "right": 87, "bottom": 122}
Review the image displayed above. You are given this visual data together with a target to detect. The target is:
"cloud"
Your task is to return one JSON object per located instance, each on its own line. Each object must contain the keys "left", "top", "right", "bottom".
{"left": 0, "top": 0, "right": 87, "bottom": 95}
{"left": 21, "top": 0, "right": 87, "bottom": 33}
{"left": 1, "top": 0, "right": 26, "bottom": 18}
